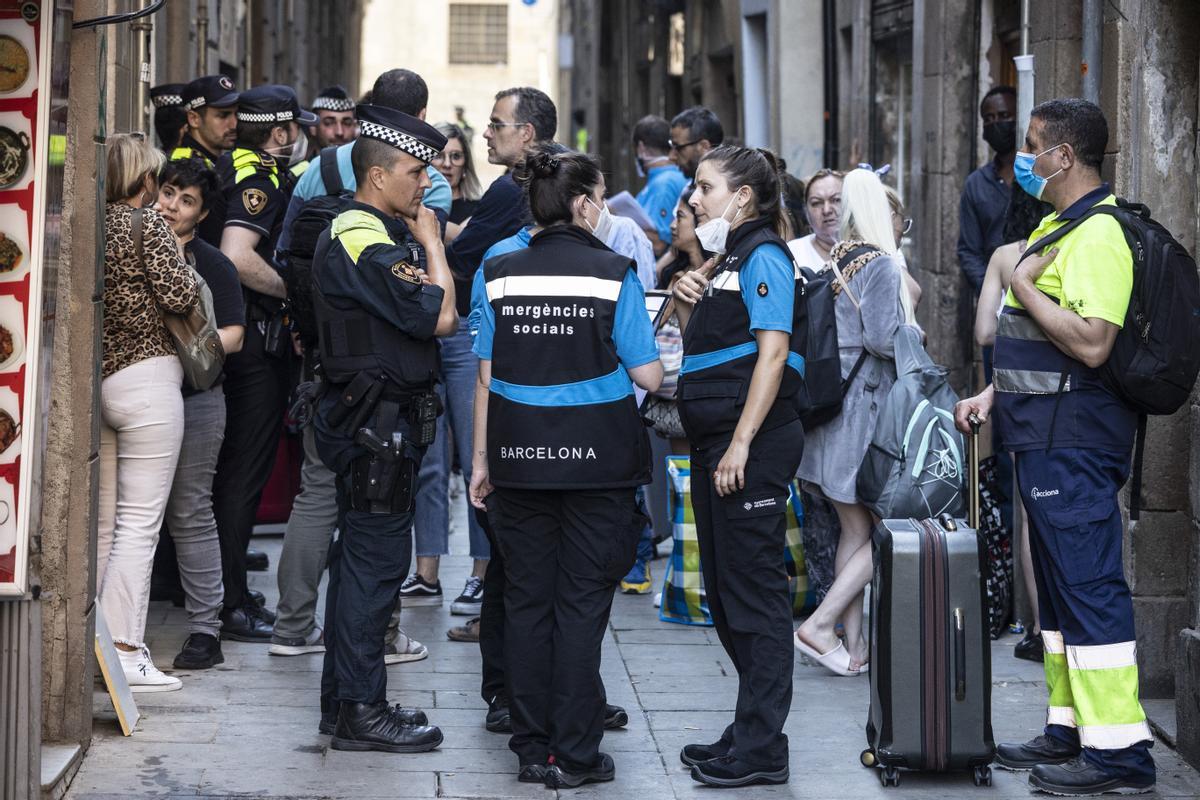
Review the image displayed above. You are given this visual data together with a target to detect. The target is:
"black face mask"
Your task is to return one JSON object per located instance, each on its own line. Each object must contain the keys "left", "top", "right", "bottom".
{"left": 983, "top": 120, "right": 1017, "bottom": 154}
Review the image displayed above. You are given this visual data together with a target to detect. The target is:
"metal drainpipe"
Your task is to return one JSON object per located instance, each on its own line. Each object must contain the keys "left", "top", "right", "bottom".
{"left": 1081, "top": 0, "right": 1102, "bottom": 103}
{"left": 131, "top": 0, "right": 153, "bottom": 134}
{"left": 1014, "top": 0, "right": 1034, "bottom": 145}
{"left": 197, "top": 1, "right": 209, "bottom": 76}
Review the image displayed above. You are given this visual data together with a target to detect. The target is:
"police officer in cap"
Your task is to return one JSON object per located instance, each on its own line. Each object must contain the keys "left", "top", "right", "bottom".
{"left": 150, "top": 83, "right": 187, "bottom": 153}
{"left": 312, "top": 104, "right": 456, "bottom": 752}
{"left": 207, "top": 84, "right": 315, "bottom": 642}
{"left": 175, "top": 75, "right": 239, "bottom": 167}
{"left": 311, "top": 85, "right": 358, "bottom": 149}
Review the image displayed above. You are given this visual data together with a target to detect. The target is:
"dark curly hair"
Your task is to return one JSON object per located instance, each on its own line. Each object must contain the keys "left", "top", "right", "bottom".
{"left": 512, "top": 143, "right": 602, "bottom": 228}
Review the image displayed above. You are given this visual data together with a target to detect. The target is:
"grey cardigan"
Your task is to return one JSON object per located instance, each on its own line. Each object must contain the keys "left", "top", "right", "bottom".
{"left": 798, "top": 252, "right": 906, "bottom": 504}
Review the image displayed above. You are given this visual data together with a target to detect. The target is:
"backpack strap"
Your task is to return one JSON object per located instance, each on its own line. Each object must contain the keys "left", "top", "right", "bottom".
{"left": 319, "top": 146, "right": 343, "bottom": 195}
{"left": 1130, "top": 413, "right": 1147, "bottom": 521}
{"left": 1015, "top": 202, "right": 1122, "bottom": 267}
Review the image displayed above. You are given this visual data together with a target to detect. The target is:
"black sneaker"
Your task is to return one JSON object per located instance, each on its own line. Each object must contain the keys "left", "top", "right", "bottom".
{"left": 219, "top": 606, "right": 273, "bottom": 642}
{"left": 604, "top": 703, "right": 629, "bottom": 730}
{"left": 398, "top": 574, "right": 443, "bottom": 607}
{"left": 995, "top": 734, "right": 1080, "bottom": 771}
{"left": 681, "top": 739, "right": 731, "bottom": 767}
{"left": 1030, "top": 756, "right": 1155, "bottom": 796}
{"left": 330, "top": 701, "right": 443, "bottom": 753}
{"left": 319, "top": 703, "right": 428, "bottom": 735}
{"left": 246, "top": 549, "right": 269, "bottom": 572}
{"left": 544, "top": 752, "right": 615, "bottom": 788}
{"left": 172, "top": 633, "right": 224, "bottom": 669}
{"left": 485, "top": 697, "right": 511, "bottom": 733}
{"left": 690, "top": 755, "right": 789, "bottom": 787}
{"left": 518, "top": 763, "right": 549, "bottom": 784}
{"left": 1015, "top": 630, "right": 1045, "bottom": 663}
{"left": 450, "top": 576, "right": 484, "bottom": 615}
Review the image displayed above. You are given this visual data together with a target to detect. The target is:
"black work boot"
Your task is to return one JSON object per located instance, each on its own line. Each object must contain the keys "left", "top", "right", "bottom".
{"left": 319, "top": 701, "right": 428, "bottom": 735}
{"left": 219, "top": 605, "right": 273, "bottom": 642}
{"left": 996, "top": 734, "right": 1080, "bottom": 771}
{"left": 518, "top": 762, "right": 549, "bottom": 784}
{"left": 680, "top": 739, "right": 731, "bottom": 767}
{"left": 604, "top": 703, "right": 629, "bottom": 730}
{"left": 690, "top": 755, "right": 789, "bottom": 787}
{"left": 485, "top": 696, "right": 510, "bottom": 733}
{"left": 246, "top": 548, "right": 269, "bottom": 571}
{"left": 172, "top": 633, "right": 224, "bottom": 669}
{"left": 544, "top": 752, "right": 615, "bottom": 788}
{"left": 1030, "top": 756, "right": 1155, "bottom": 796}
{"left": 330, "top": 701, "right": 443, "bottom": 753}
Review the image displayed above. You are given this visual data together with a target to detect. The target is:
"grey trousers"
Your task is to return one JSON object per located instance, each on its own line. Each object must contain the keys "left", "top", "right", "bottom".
{"left": 163, "top": 386, "right": 227, "bottom": 638}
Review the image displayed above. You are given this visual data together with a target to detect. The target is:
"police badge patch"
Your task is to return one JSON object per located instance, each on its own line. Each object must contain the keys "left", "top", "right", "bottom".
{"left": 391, "top": 261, "right": 421, "bottom": 284}
{"left": 757, "top": 282, "right": 769, "bottom": 297}
{"left": 242, "top": 188, "right": 268, "bottom": 215}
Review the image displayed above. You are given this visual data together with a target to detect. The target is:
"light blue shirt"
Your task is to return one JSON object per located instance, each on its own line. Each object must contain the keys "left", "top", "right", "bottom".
{"left": 740, "top": 245, "right": 795, "bottom": 333}
{"left": 604, "top": 215, "right": 657, "bottom": 291}
{"left": 278, "top": 141, "right": 452, "bottom": 252}
{"left": 636, "top": 163, "right": 687, "bottom": 246}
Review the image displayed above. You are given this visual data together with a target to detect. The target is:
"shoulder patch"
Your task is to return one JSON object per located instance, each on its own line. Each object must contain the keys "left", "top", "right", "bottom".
{"left": 391, "top": 260, "right": 422, "bottom": 285}
{"left": 757, "top": 282, "right": 769, "bottom": 297}
{"left": 242, "top": 188, "right": 268, "bottom": 215}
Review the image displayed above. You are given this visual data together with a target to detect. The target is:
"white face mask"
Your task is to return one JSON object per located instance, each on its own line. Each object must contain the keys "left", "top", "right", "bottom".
{"left": 586, "top": 197, "right": 614, "bottom": 242}
{"left": 636, "top": 154, "right": 669, "bottom": 179}
{"left": 694, "top": 192, "right": 743, "bottom": 254}
{"left": 286, "top": 129, "right": 309, "bottom": 167}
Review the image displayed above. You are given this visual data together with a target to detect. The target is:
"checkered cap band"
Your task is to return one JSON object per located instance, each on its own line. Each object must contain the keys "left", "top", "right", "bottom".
{"left": 313, "top": 97, "right": 355, "bottom": 112}
{"left": 238, "top": 110, "right": 295, "bottom": 123}
{"left": 153, "top": 94, "right": 183, "bottom": 109}
{"left": 359, "top": 120, "right": 440, "bottom": 164}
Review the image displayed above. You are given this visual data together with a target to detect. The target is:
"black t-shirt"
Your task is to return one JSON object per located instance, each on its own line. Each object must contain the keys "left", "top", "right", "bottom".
{"left": 449, "top": 197, "right": 479, "bottom": 225}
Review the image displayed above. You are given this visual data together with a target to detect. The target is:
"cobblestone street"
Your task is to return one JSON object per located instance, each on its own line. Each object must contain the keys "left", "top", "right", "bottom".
{"left": 66, "top": 504, "right": 1200, "bottom": 799}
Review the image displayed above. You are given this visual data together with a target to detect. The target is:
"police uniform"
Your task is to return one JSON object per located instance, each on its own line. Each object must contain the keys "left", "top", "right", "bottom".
{"left": 174, "top": 75, "right": 240, "bottom": 245}
{"left": 297, "top": 85, "right": 357, "bottom": 174}
{"left": 993, "top": 184, "right": 1154, "bottom": 784}
{"left": 311, "top": 105, "right": 447, "bottom": 752}
{"left": 150, "top": 83, "right": 186, "bottom": 152}
{"left": 676, "top": 217, "right": 807, "bottom": 776}
{"left": 474, "top": 221, "right": 658, "bottom": 776}
{"left": 208, "top": 85, "right": 312, "bottom": 638}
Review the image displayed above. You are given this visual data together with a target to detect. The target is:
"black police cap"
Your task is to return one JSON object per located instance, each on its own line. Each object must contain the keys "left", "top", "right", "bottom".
{"left": 236, "top": 84, "right": 319, "bottom": 126}
{"left": 151, "top": 83, "right": 186, "bottom": 110}
{"left": 356, "top": 104, "right": 447, "bottom": 165}
{"left": 312, "top": 85, "right": 355, "bottom": 113}
{"left": 182, "top": 75, "right": 239, "bottom": 111}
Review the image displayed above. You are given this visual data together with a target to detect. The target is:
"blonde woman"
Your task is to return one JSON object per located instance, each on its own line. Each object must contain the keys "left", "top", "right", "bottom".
{"left": 99, "top": 133, "right": 198, "bottom": 691}
{"left": 794, "top": 168, "right": 911, "bottom": 677}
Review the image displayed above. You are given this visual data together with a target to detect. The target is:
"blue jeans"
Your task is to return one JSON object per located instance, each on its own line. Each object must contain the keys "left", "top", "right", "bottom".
{"left": 413, "top": 321, "right": 489, "bottom": 560}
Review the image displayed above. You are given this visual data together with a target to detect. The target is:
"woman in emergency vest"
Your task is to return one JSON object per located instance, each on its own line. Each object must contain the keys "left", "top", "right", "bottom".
{"left": 671, "top": 145, "right": 805, "bottom": 788}
{"left": 468, "top": 145, "right": 662, "bottom": 789}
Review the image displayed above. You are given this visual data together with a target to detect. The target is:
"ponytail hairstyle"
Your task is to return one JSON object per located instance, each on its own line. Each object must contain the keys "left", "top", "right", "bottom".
{"left": 512, "top": 142, "right": 602, "bottom": 228}
{"left": 698, "top": 145, "right": 790, "bottom": 239}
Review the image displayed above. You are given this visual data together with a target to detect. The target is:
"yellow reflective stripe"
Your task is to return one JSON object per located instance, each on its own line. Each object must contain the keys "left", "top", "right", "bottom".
{"left": 1069, "top": 664, "right": 1147, "bottom": 728}
{"left": 330, "top": 209, "right": 393, "bottom": 265}
{"left": 1067, "top": 642, "right": 1138, "bottom": 671}
{"left": 232, "top": 148, "right": 280, "bottom": 188}
{"left": 1042, "top": 630, "right": 1065, "bottom": 654}
{"left": 1079, "top": 721, "right": 1153, "bottom": 749}
{"left": 1044, "top": 651, "right": 1073, "bottom": 710}
{"left": 1046, "top": 706, "right": 1077, "bottom": 728}
{"left": 291, "top": 159, "right": 310, "bottom": 178}
{"left": 234, "top": 165, "right": 280, "bottom": 188}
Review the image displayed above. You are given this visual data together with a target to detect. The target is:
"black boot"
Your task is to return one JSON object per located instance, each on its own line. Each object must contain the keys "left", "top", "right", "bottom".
{"left": 1014, "top": 630, "right": 1045, "bottom": 663}
{"left": 485, "top": 696, "right": 510, "bottom": 733}
{"left": 544, "top": 752, "right": 615, "bottom": 788}
{"left": 246, "top": 549, "right": 269, "bottom": 571}
{"left": 995, "top": 734, "right": 1080, "bottom": 771}
{"left": 172, "top": 633, "right": 224, "bottom": 669}
{"left": 1030, "top": 756, "right": 1154, "bottom": 796}
{"left": 690, "top": 755, "right": 789, "bottom": 787}
{"left": 319, "top": 701, "right": 428, "bottom": 735}
{"left": 604, "top": 703, "right": 629, "bottom": 730}
{"left": 219, "top": 606, "right": 273, "bottom": 642}
{"left": 330, "top": 701, "right": 443, "bottom": 753}
{"left": 681, "top": 739, "right": 731, "bottom": 767}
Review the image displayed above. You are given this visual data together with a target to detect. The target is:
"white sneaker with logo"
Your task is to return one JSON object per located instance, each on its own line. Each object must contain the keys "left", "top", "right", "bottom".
{"left": 119, "top": 646, "right": 182, "bottom": 693}
{"left": 384, "top": 629, "right": 429, "bottom": 665}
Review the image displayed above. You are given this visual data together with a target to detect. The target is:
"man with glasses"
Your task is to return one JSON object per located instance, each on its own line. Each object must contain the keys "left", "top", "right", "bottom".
{"left": 668, "top": 106, "right": 725, "bottom": 183}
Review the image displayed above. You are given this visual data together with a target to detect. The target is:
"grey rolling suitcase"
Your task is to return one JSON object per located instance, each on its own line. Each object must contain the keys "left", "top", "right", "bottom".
{"left": 861, "top": 426, "right": 995, "bottom": 788}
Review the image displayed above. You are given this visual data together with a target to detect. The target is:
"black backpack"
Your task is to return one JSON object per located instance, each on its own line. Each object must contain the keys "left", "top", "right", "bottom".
{"left": 282, "top": 146, "right": 352, "bottom": 346}
{"left": 1020, "top": 198, "right": 1200, "bottom": 517}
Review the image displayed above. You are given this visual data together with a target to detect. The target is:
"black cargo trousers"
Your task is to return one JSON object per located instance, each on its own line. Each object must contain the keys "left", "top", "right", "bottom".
{"left": 690, "top": 419, "right": 804, "bottom": 769}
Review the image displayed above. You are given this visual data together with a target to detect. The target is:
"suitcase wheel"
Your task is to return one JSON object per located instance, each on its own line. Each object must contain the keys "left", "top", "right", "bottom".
{"left": 860, "top": 749, "right": 876, "bottom": 768}
{"left": 880, "top": 766, "right": 901, "bottom": 787}
{"left": 973, "top": 765, "right": 992, "bottom": 787}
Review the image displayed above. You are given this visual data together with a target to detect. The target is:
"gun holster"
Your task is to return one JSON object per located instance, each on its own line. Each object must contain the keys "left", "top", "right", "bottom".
{"left": 349, "top": 427, "right": 416, "bottom": 514}
{"left": 326, "top": 372, "right": 388, "bottom": 435}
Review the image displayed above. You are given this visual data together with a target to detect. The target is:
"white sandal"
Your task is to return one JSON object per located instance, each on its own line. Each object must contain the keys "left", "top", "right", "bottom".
{"left": 793, "top": 631, "right": 861, "bottom": 678}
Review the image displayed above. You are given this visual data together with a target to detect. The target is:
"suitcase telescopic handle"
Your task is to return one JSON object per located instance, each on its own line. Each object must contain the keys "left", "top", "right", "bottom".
{"left": 954, "top": 608, "right": 966, "bottom": 701}
{"left": 967, "top": 415, "right": 981, "bottom": 530}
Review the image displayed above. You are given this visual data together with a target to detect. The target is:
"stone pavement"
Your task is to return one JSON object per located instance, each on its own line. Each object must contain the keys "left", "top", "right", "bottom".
{"left": 68, "top": 500, "right": 1200, "bottom": 799}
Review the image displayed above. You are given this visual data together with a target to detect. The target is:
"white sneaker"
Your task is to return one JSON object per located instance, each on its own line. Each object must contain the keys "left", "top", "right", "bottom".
{"left": 119, "top": 646, "right": 182, "bottom": 693}
{"left": 268, "top": 626, "right": 325, "bottom": 656}
{"left": 653, "top": 591, "right": 662, "bottom": 608}
{"left": 384, "top": 629, "right": 429, "bottom": 665}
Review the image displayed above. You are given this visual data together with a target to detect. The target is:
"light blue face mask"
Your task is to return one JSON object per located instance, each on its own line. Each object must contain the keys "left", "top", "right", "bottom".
{"left": 1013, "top": 143, "right": 1065, "bottom": 200}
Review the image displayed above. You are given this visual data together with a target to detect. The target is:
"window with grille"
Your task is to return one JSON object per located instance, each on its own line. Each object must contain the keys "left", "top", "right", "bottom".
{"left": 449, "top": 4, "right": 508, "bottom": 65}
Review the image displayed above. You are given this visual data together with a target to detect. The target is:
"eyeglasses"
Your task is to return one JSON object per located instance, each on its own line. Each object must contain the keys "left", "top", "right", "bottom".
{"left": 487, "top": 121, "right": 528, "bottom": 132}
{"left": 893, "top": 212, "right": 913, "bottom": 236}
{"left": 669, "top": 138, "right": 701, "bottom": 151}
{"left": 432, "top": 151, "right": 465, "bottom": 165}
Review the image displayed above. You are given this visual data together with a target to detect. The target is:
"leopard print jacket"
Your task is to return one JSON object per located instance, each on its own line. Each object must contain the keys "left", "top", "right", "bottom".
{"left": 103, "top": 204, "right": 198, "bottom": 378}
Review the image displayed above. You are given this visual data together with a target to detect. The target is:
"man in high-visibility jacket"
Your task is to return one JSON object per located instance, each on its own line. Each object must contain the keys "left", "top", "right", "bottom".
{"left": 956, "top": 97, "right": 1155, "bottom": 797}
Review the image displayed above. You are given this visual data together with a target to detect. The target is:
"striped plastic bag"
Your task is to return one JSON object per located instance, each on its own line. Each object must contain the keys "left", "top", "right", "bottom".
{"left": 786, "top": 483, "right": 818, "bottom": 616}
{"left": 659, "top": 456, "right": 713, "bottom": 626}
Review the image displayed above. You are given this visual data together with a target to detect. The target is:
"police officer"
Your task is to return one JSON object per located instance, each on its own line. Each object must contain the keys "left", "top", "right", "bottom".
{"left": 468, "top": 145, "right": 662, "bottom": 788}
{"left": 150, "top": 83, "right": 187, "bottom": 153}
{"left": 670, "top": 145, "right": 806, "bottom": 788}
{"left": 310, "top": 85, "right": 358, "bottom": 149}
{"left": 176, "top": 75, "right": 240, "bottom": 245}
{"left": 208, "top": 85, "right": 312, "bottom": 641}
{"left": 956, "top": 99, "right": 1155, "bottom": 796}
{"left": 312, "top": 104, "right": 455, "bottom": 752}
